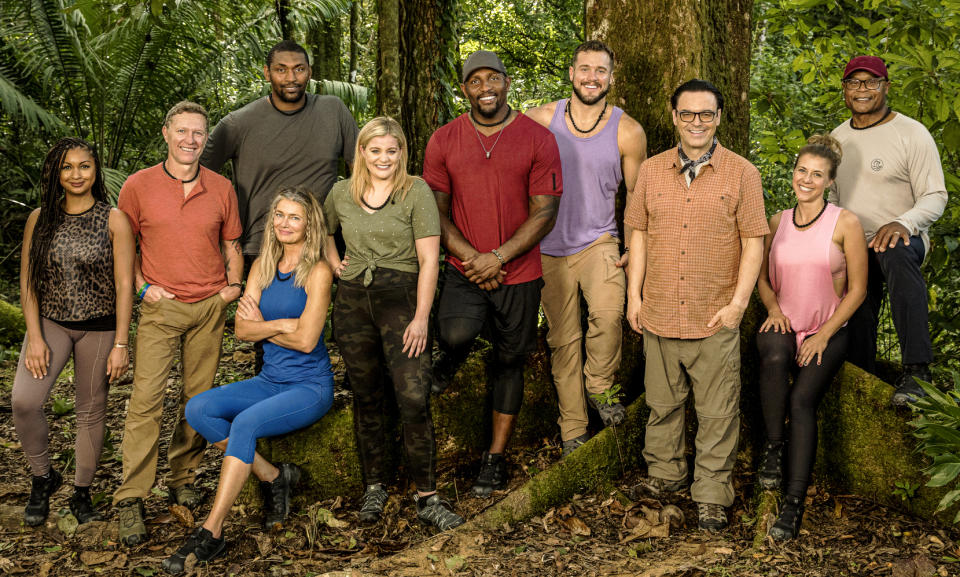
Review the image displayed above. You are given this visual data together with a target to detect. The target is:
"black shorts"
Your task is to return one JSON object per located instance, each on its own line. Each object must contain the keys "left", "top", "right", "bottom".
{"left": 435, "top": 265, "right": 542, "bottom": 353}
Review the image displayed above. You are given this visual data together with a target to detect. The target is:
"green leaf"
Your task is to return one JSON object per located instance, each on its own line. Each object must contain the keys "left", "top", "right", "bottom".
{"left": 926, "top": 462, "right": 960, "bottom": 487}
{"left": 445, "top": 555, "right": 466, "bottom": 571}
{"left": 51, "top": 397, "right": 75, "bottom": 416}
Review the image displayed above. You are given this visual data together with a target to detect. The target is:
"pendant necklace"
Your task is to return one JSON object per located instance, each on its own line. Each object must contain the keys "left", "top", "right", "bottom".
{"left": 850, "top": 107, "right": 892, "bottom": 130}
{"left": 473, "top": 112, "right": 510, "bottom": 159}
{"left": 792, "top": 201, "right": 827, "bottom": 229}
{"left": 567, "top": 100, "right": 607, "bottom": 134}
{"left": 162, "top": 161, "right": 200, "bottom": 184}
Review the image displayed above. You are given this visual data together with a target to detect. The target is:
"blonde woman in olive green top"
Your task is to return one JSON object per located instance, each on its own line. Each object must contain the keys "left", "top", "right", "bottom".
{"left": 323, "top": 117, "right": 463, "bottom": 531}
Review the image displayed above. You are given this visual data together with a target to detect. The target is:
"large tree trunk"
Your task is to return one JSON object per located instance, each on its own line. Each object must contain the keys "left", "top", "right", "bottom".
{"left": 377, "top": 0, "right": 457, "bottom": 173}
{"left": 309, "top": 17, "right": 342, "bottom": 82}
{"left": 586, "top": 0, "right": 754, "bottom": 156}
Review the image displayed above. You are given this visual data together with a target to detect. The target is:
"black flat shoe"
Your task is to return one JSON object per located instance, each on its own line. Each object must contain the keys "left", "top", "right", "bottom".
{"left": 162, "top": 527, "right": 226, "bottom": 575}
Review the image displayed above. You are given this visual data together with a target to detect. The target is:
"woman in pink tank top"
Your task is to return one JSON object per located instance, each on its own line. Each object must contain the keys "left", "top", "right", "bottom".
{"left": 755, "top": 135, "right": 867, "bottom": 541}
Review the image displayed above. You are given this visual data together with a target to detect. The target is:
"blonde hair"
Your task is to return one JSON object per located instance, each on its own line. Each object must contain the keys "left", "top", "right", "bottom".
{"left": 796, "top": 134, "right": 843, "bottom": 180}
{"left": 164, "top": 100, "right": 208, "bottom": 128}
{"left": 255, "top": 186, "right": 327, "bottom": 290}
{"left": 349, "top": 116, "right": 415, "bottom": 206}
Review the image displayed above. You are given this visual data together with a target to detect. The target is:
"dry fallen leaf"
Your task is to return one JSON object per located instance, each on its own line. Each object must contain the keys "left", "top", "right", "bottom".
{"left": 714, "top": 547, "right": 734, "bottom": 556}
{"left": 561, "top": 516, "right": 592, "bottom": 537}
{"left": 80, "top": 550, "right": 115, "bottom": 566}
{"left": 169, "top": 503, "right": 194, "bottom": 528}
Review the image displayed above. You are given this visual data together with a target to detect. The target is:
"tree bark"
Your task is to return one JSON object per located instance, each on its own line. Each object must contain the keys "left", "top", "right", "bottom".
{"left": 585, "top": 0, "right": 754, "bottom": 156}
{"left": 309, "top": 17, "right": 342, "bottom": 82}
{"left": 274, "top": 0, "right": 292, "bottom": 41}
{"left": 376, "top": 0, "right": 457, "bottom": 173}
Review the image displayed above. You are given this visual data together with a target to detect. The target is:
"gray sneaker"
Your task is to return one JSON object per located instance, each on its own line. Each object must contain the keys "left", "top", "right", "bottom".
{"left": 588, "top": 397, "right": 626, "bottom": 427}
{"left": 561, "top": 434, "right": 589, "bottom": 458}
{"left": 169, "top": 483, "right": 201, "bottom": 509}
{"left": 635, "top": 476, "right": 687, "bottom": 497}
{"left": 697, "top": 502, "right": 728, "bottom": 532}
{"left": 358, "top": 484, "right": 388, "bottom": 524}
{"left": 116, "top": 497, "right": 147, "bottom": 546}
{"left": 416, "top": 493, "right": 464, "bottom": 531}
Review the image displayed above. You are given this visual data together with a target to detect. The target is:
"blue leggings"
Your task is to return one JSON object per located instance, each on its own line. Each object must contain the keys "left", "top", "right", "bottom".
{"left": 185, "top": 374, "right": 333, "bottom": 464}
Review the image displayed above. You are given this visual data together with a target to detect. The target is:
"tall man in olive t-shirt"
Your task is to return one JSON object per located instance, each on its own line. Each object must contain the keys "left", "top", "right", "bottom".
{"left": 201, "top": 40, "right": 358, "bottom": 259}
{"left": 831, "top": 55, "right": 947, "bottom": 407}
{"left": 115, "top": 101, "right": 243, "bottom": 546}
{"left": 422, "top": 50, "right": 563, "bottom": 497}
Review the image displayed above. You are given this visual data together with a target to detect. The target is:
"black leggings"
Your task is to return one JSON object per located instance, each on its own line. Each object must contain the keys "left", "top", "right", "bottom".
{"left": 757, "top": 327, "right": 848, "bottom": 499}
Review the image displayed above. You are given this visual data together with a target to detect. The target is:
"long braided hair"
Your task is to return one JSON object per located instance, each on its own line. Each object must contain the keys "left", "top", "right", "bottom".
{"left": 27, "top": 137, "right": 108, "bottom": 298}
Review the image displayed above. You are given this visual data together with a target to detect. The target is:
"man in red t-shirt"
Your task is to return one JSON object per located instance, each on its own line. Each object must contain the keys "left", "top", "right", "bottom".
{"left": 422, "top": 50, "right": 563, "bottom": 497}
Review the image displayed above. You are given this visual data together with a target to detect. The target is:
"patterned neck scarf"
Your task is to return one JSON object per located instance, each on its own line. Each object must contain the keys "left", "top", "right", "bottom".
{"left": 678, "top": 138, "right": 718, "bottom": 182}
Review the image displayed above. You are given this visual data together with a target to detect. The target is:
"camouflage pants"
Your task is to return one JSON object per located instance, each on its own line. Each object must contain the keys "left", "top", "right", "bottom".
{"left": 333, "top": 268, "right": 436, "bottom": 492}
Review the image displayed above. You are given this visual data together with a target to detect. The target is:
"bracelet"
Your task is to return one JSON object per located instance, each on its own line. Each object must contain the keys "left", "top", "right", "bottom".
{"left": 114, "top": 342, "right": 128, "bottom": 349}
{"left": 228, "top": 282, "right": 242, "bottom": 290}
{"left": 491, "top": 248, "right": 506, "bottom": 266}
{"left": 137, "top": 283, "right": 151, "bottom": 299}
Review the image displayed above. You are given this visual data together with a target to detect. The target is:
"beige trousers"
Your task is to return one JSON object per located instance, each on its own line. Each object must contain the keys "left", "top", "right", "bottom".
{"left": 114, "top": 295, "right": 226, "bottom": 502}
{"left": 641, "top": 328, "right": 740, "bottom": 507}
{"left": 541, "top": 234, "right": 625, "bottom": 441}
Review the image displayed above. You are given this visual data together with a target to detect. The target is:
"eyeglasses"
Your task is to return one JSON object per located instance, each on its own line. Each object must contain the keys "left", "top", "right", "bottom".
{"left": 677, "top": 110, "right": 717, "bottom": 123}
{"left": 842, "top": 78, "right": 885, "bottom": 91}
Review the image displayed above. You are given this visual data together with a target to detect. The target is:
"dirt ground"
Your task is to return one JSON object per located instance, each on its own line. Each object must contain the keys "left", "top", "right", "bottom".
{"left": 0, "top": 327, "right": 957, "bottom": 577}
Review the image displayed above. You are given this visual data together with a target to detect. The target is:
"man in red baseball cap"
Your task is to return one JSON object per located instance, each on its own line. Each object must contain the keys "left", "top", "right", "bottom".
{"left": 830, "top": 55, "right": 947, "bottom": 407}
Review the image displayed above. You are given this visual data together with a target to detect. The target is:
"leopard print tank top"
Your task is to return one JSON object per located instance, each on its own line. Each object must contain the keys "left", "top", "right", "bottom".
{"left": 40, "top": 201, "right": 115, "bottom": 322}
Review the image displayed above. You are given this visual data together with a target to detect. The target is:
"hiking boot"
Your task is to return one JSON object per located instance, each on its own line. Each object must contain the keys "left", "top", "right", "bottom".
{"left": 416, "top": 493, "right": 465, "bottom": 531}
{"left": 697, "top": 502, "right": 728, "bottom": 533}
{"left": 70, "top": 486, "right": 103, "bottom": 524}
{"left": 24, "top": 468, "right": 62, "bottom": 527}
{"left": 891, "top": 364, "right": 932, "bottom": 407}
{"left": 769, "top": 494, "right": 804, "bottom": 541}
{"left": 635, "top": 475, "right": 687, "bottom": 497}
{"left": 472, "top": 452, "right": 507, "bottom": 497}
{"left": 161, "top": 526, "right": 226, "bottom": 575}
{"left": 358, "top": 484, "right": 388, "bottom": 524}
{"left": 168, "top": 483, "right": 201, "bottom": 509}
{"left": 588, "top": 396, "right": 626, "bottom": 427}
{"left": 260, "top": 463, "right": 301, "bottom": 531}
{"left": 561, "top": 434, "right": 589, "bottom": 458}
{"left": 116, "top": 497, "right": 147, "bottom": 546}
{"left": 757, "top": 441, "right": 783, "bottom": 491}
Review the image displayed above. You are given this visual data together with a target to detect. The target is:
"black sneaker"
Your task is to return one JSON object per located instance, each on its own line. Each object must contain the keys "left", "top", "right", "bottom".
{"left": 757, "top": 441, "right": 783, "bottom": 491}
{"left": 561, "top": 434, "right": 589, "bottom": 458}
{"left": 161, "top": 526, "right": 226, "bottom": 575}
{"left": 471, "top": 452, "right": 507, "bottom": 497}
{"left": 891, "top": 364, "right": 932, "bottom": 407}
{"left": 70, "top": 486, "right": 103, "bottom": 524}
{"left": 24, "top": 468, "right": 62, "bottom": 527}
{"left": 116, "top": 497, "right": 147, "bottom": 546}
{"left": 416, "top": 493, "right": 464, "bottom": 531}
{"left": 769, "top": 494, "right": 804, "bottom": 541}
{"left": 260, "top": 463, "right": 301, "bottom": 531}
{"left": 697, "top": 502, "right": 728, "bottom": 533}
{"left": 358, "top": 484, "right": 388, "bottom": 524}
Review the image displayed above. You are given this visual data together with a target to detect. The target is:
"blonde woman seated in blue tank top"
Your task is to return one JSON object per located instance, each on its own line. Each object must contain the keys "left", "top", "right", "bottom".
{"left": 163, "top": 187, "right": 334, "bottom": 575}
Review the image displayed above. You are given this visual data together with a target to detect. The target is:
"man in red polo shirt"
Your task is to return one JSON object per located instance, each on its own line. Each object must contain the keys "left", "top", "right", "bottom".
{"left": 114, "top": 101, "right": 243, "bottom": 546}
{"left": 423, "top": 50, "right": 562, "bottom": 498}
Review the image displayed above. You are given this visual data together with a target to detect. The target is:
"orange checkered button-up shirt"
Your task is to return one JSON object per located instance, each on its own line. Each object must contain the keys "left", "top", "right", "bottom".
{"left": 625, "top": 142, "right": 768, "bottom": 340}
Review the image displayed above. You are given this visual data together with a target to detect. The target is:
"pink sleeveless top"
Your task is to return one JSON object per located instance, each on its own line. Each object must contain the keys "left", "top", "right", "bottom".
{"left": 768, "top": 203, "right": 846, "bottom": 349}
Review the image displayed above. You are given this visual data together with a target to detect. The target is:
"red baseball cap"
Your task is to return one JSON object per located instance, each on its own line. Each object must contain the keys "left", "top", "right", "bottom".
{"left": 843, "top": 55, "right": 888, "bottom": 80}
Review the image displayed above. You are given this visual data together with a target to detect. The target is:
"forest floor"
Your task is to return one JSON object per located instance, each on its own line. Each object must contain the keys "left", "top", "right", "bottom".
{"left": 0, "top": 325, "right": 958, "bottom": 576}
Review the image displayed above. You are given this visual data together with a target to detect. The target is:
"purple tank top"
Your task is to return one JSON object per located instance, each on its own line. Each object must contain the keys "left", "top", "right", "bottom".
{"left": 540, "top": 99, "right": 623, "bottom": 256}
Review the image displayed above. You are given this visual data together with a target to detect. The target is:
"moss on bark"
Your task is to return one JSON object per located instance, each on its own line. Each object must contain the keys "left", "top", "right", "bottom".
{"left": 0, "top": 299, "right": 26, "bottom": 349}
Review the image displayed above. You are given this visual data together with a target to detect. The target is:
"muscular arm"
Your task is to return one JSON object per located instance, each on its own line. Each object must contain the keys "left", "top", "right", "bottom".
{"left": 708, "top": 235, "right": 764, "bottom": 329}
{"left": 434, "top": 190, "right": 479, "bottom": 263}
{"left": 617, "top": 114, "right": 648, "bottom": 266}
{"left": 462, "top": 194, "right": 560, "bottom": 285}
{"left": 523, "top": 102, "right": 558, "bottom": 128}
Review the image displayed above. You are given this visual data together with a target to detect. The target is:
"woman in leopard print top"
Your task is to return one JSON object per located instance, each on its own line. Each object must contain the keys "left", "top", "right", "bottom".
{"left": 12, "top": 137, "right": 135, "bottom": 527}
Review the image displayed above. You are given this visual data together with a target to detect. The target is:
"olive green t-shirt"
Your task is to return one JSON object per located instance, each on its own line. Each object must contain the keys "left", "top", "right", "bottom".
{"left": 324, "top": 178, "right": 441, "bottom": 286}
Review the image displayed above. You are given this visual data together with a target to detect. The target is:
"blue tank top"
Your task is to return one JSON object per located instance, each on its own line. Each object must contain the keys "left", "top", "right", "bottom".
{"left": 258, "top": 269, "right": 333, "bottom": 384}
{"left": 540, "top": 99, "right": 623, "bottom": 256}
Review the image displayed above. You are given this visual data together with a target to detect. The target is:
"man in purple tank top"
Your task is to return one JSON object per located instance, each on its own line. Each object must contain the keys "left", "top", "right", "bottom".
{"left": 525, "top": 40, "right": 647, "bottom": 457}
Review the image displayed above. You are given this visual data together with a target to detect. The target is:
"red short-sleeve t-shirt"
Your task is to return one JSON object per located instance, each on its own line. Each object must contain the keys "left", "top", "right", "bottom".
{"left": 423, "top": 113, "right": 562, "bottom": 285}
{"left": 118, "top": 163, "right": 242, "bottom": 303}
